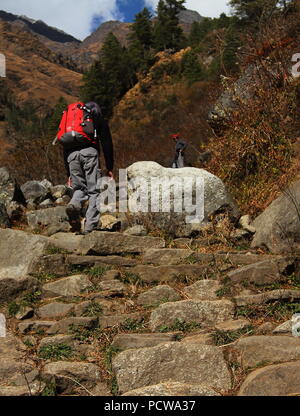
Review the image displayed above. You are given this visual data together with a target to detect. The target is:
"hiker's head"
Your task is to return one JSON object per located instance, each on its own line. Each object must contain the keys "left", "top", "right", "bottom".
{"left": 171, "top": 133, "right": 180, "bottom": 142}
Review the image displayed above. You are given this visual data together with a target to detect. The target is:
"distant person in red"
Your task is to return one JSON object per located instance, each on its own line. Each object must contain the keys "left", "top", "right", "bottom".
{"left": 171, "top": 133, "right": 187, "bottom": 168}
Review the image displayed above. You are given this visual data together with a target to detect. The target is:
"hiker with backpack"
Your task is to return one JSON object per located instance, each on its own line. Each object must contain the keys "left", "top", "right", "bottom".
{"left": 171, "top": 133, "right": 187, "bottom": 168}
{"left": 56, "top": 101, "right": 114, "bottom": 234}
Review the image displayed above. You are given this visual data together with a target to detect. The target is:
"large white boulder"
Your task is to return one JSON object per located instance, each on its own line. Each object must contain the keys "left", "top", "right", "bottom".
{"left": 125, "top": 162, "right": 239, "bottom": 224}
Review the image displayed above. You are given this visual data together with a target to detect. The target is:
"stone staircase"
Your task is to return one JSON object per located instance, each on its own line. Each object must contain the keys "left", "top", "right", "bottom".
{"left": 1, "top": 229, "right": 300, "bottom": 396}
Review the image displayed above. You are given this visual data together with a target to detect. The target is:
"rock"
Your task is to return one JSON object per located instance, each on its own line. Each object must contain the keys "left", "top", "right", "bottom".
{"left": 32, "top": 254, "right": 69, "bottom": 277}
{"left": 42, "top": 361, "right": 101, "bottom": 393}
{"left": 36, "top": 302, "right": 75, "bottom": 319}
{"left": 55, "top": 195, "right": 71, "bottom": 205}
{"left": 111, "top": 333, "right": 179, "bottom": 350}
{"left": 112, "top": 342, "right": 231, "bottom": 394}
{"left": 18, "top": 320, "right": 56, "bottom": 335}
{"left": 124, "top": 225, "right": 147, "bottom": 236}
{"left": 130, "top": 264, "right": 207, "bottom": 283}
{"left": 127, "top": 162, "right": 240, "bottom": 223}
{"left": 15, "top": 307, "right": 34, "bottom": 320}
{"left": 0, "top": 167, "right": 24, "bottom": 206}
{"left": 47, "top": 317, "right": 99, "bottom": 335}
{"left": 39, "top": 199, "right": 54, "bottom": 208}
{"left": 149, "top": 299, "right": 234, "bottom": 331}
{"left": 238, "top": 361, "right": 300, "bottom": 396}
{"left": 227, "top": 258, "right": 292, "bottom": 286}
{"left": 38, "top": 334, "right": 75, "bottom": 350}
{"left": 0, "top": 202, "right": 10, "bottom": 227}
{"left": 181, "top": 333, "right": 213, "bottom": 345}
{"left": 21, "top": 180, "right": 50, "bottom": 204}
{"left": 251, "top": 179, "right": 300, "bottom": 253}
{"left": 234, "top": 289, "right": 300, "bottom": 306}
{"left": 141, "top": 248, "right": 193, "bottom": 265}
{"left": 78, "top": 231, "right": 165, "bottom": 255}
{"left": 66, "top": 254, "right": 138, "bottom": 268}
{"left": 272, "top": 320, "right": 292, "bottom": 334}
{"left": 239, "top": 215, "right": 256, "bottom": 233}
{"left": 0, "top": 332, "right": 32, "bottom": 383}
{"left": 100, "top": 214, "right": 121, "bottom": 231}
{"left": 90, "top": 383, "right": 112, "bottom": 396}
{"left": 6, "top": 201, "right": 26, "bottom": 222}
{"left": 208, "top": 64, "right": 276, "bottom": 128}
{"left": 231, "top": 335, "right": 300, "bottom": 369}
{"left": 255, "top": 322, "right": 275, "bottom": 335}
{"left": 102, "top": 270, "right": 121, "bottom": 280}
{"left": 42, "top": 275, "right": 91, "bottom": 298}
{"left": 51, "top": 185, "right": 68, "bottom": 200}
{"left": 27, "top": 200, "right": 37, "bottom": 210}
{"left": 137, "top": 285, "right": 181, "bottom": 307}
{"left": 26, "top": 206, "right": 71, "bottom": 236}
{"left": 99, "top": 313, "right": 142, "bottom": 329}
{"left": 123, "top": 382, "right": 221, "bottom": 396}
{"left": 40, "top": 179, "right": 53, "bottom": 192}
{"left": 183, "top": 280, "right": 221, "bottom": 301}
{"left": 49, "top": 232, "right": 83, "bottom": 253}
{"left": 0, "top": 381, "right": 45, "bottom": 396}
{"left": 215, "top": 319, "right": 251, "bottom": 332}
{"left": 0, "top": 229, "right": 49, "bottom": 301}
{"left": 97, "top": 280, "right": 126, "bottom": 296}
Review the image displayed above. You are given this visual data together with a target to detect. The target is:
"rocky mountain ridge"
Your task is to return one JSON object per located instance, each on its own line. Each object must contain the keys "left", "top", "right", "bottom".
{"left": 0, "top": 8, "right": 203, "bottom": 67}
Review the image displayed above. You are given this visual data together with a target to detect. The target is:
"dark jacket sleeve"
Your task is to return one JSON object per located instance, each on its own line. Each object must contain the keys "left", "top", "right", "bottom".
{"left": 92, "top": 109, "right": 114, "bottom": 172}
{"left": 85, "top": 102, "right": 114, "bottom": 171}
{"left": 99, "top": 118, "right": 114, "bottom": 172}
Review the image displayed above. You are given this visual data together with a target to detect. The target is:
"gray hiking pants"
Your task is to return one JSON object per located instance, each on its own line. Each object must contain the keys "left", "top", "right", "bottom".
{"left": 67, "top": 147, "right": 101, "bottom": 233}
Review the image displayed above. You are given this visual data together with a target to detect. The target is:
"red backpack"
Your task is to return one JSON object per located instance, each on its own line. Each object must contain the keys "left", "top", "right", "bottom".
{"left": 57, "top": 102, "right": 97, "bottom": 148}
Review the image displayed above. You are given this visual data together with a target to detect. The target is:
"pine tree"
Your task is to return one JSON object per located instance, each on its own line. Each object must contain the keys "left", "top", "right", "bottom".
{"left": 81, "top": 33, "right": 136, "bottom": 117}
{"left": 229, "top": 0, "right": 279, "bottom": 22}
{"left": 181, "top": 50, "right": 205, "bottom": 84}
{"left": 128, "top": 8, "right": 154, "bottom": 72}
{"left": 222, "top": 25, "right": 241, "bottom": 73}
{"left": 153, "top": 0, "right": 186, "bottom": 52}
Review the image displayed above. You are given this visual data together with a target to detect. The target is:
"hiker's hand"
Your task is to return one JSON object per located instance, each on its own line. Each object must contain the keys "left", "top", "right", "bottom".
{"left": 107, "top": 171, "right": 114, "bottom": 180}
{"left": 67, "top": 177, "right": 72, "bottom": 187}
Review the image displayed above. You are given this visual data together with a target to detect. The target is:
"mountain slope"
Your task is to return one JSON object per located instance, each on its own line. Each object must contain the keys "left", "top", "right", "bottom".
{"left": 0, "top": 20, "right": 81, "bottom": 109}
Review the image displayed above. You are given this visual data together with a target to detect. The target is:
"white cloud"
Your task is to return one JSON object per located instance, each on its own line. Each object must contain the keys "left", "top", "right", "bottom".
{"left": 145, "top": 0, "right": 231, "bottom": 18}
{"left": 0, "top": 0, "right": 232, "bottom": 41}
{"left": 0, "top": 0, "right": 123, "bottom": 40}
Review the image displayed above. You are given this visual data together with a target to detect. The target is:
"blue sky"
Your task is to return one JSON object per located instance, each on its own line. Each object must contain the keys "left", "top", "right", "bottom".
{"left": 0, "top": 1, "right": 231, "bottom": 40}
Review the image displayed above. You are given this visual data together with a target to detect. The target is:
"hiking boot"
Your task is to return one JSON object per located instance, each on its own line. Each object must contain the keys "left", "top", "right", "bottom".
{"left": 66, "top": 204, "right": 81, "bottom": 221}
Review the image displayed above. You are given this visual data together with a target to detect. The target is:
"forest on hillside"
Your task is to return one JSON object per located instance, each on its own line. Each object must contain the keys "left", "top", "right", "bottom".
{"left": 1, "top": 0, "right": 300, "bottom": 216}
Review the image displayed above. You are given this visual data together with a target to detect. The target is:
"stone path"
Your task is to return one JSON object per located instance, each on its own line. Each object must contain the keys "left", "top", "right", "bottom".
{"left": 1, "top": 229, "right": 300, "bottom": 396}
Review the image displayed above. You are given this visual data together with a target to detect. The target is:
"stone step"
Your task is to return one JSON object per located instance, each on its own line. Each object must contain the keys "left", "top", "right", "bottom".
{"left": 229, "top": 335, "right": 300, "bottom": 369}
{"left": 66, "top": 254, "right": 138, "bottom": 268}
{"left": 141, "top": 249, "right": 193, "bottom": 265}
{"left": 78, "top": 232, "right": 165, "bottom": 255}
{"left": 128, "top": 264, "right": 209, "bottom": 283}
{"left": 112, "top": 343, "right": 232, "bottom": 395}
{"left": 234, "top": 289, "right": 300, "bottom": 306}
{"left": 111, "top": 333, "right": 180, "bottom": 351}
{"left": 42, "top": 274, "right": 92, "bottom": 298}
{"left": 149, "top": 299, "right": 235, "bottom": 331}
{"left": 238, "top": 361, "right": 300, "bottom": 396}
{"left": 122, "top": 382, "right": 221, "bottom": 396}
{"left": 227, "top": 257, "right": 293, "bottom": 286}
